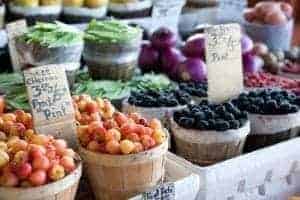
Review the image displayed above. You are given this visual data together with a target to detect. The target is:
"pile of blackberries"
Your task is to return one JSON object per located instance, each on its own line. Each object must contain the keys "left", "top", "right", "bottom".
{"left": 128, "top": 89, "right": 191, "bottom": 107}
{"left": 233, "top": 89, "right": 300, "bottom": 115}
{"left": 173, "top": 100, "right": 248, "bottom": 131}
{"left": 178, "top": 82, "right": 207, "bottom": 98}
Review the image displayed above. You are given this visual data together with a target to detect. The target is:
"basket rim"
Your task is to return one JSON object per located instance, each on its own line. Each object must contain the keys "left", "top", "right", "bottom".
{"left": 0, "top": 161, "right": 82, "bottom": 195}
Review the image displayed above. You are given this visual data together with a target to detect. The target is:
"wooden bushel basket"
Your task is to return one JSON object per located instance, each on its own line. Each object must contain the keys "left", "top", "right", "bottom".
{"left": 78, "top": 139, "right": 168, "bottom": 200}
{"left": 0, "top": 162, "right": 82, "bottom": 200}
{"left": 170, "top": 118, "right": 250, "bottom": 166}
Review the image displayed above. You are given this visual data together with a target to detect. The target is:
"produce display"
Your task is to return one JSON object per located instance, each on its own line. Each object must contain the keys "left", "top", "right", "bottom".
{"left": 139, "top": 27, "right": 264, "bottom": 81}
{"left": 74, "top": 94, "right": 167, "bottom": 154}
{"left": 128, "top": 89, "right": 191, "bottom": 108}
{"left": 83, "top": 20, "right": 142, "bottom": 80}
{"left": 173, "top": 101, "right": 248, "bottom": 131}
{"left": 233, "top": 88, "right": 300, "bottom": 151}
{"left": 234, "top": 89, "right": 300, "bottom": 115}
{"left": 108, "top": 0, "right": 152, "bottom": 19}
{"left": 0, "top": 107, "right": 78, "bottom": 187}
{"left": 178, "top": 82, "right": 207, "bottom": 101}
{"left": 18, "top": 22, "right": 83, "bottom": 48}
{"left": 244, "top": 72, "right": 300, "bottom": 94}
{"left": 62, "top": 0, "right": 108, "bottom": 23}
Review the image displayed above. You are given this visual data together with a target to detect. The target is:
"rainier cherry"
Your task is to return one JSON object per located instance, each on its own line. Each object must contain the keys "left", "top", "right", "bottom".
{"left": 60, "top": 156, "right": 76, "bottom": 173}
{"left": 29, "top": 170, "right": 47, "bottom": 186}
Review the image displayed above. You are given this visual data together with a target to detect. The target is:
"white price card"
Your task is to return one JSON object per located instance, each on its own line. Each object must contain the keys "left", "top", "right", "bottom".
{"left": 24, "top": 64, "right": 76, "bottom": 147}
{"left": 143, "top": 182, "right": 175, "bottom": 200}
{"left": 151, "top": 0, "right": 185, "bottom": 34}
{"left": 217, "top": 0, "right": 247, "bottom": 23}
{"left": 6, "top": 20, "right": 28, "bottom": 72}
{"left": 205, "top": 24, "right": 244, "bottom": 103}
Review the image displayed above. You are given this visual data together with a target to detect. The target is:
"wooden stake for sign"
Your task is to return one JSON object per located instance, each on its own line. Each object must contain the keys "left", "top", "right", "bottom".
{"left": 6, "top": 20, "right": 27, "bottom": 72}
{"left": 205, "top": 24, "right": 243, "bottom": 103}
{"left": 23, "top": 64, "right": 77, "bottom": 147}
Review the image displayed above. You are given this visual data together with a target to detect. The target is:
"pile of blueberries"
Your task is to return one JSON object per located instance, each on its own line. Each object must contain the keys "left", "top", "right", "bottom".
{"left": 233, "top": 89, "right": 300, "bottom": 115}
{"left": 128, "top": 89, "right": 191, "bottom": 107}
{"left": 173, "top": 100, "right": 248, "bottom": 131}
{"left": 178, "top": 82, "right": 207, "bottom": 98}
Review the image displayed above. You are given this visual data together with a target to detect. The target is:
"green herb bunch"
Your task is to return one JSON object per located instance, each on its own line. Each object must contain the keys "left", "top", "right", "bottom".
{"left": 19, "top": 22, "right": 83, "bottom": 48}
{"left": 84, "top": 19, "right": 142, "bottom": 44}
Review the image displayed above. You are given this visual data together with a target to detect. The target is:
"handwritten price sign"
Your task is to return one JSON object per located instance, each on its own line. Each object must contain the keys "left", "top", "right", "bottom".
{"left": 24, "top": 65, "right": 76, "bottom": 147}
{"left": 205, "top": 24, "right": 244, "bottom": 103}
{"left": 143, "top": 182, "right": 175, "bottom": 200}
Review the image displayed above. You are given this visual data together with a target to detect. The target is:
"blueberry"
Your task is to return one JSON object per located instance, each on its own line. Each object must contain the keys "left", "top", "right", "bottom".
{"left": 224, "top": 113, "right": 235, "bottom": 120}
{"left": 194, "top": 111, "right": 206, "bottom": 120}
{"left": 195, "top": 120, "right": 209, "bottom": 130}
{"left": 215, "top": 120, "right": 230, "bottom": 131}
{"left": 166, "top": 99, "right": 179, "bottom": 107}
{"left": 215, "top": 106, "right": 226, "bottom": 115}
{"left": 290, "top": 105, "right": 299, "bottom": 113}
{"left": 208, "top": 119, "right": 216, "bottom": 129}
{"left": 205, "top": 110, "right": 216, "bottom": 119}
{"left": 178, "top": 117, "right": 195, "bottom": 128}
{"left": 248, "top": 91, "right": 257, "bottom": 97}
{"left": 199, "top": 99, "right": 209, "bottom": 105}
{"left": 254, "top": 98, "right": 265, "bottom": 106}
{"left": 229, "top": 120, "right": 240, "bottom": 129}
{"left": 266, "top": 100, "right": 278, "bottom": 111}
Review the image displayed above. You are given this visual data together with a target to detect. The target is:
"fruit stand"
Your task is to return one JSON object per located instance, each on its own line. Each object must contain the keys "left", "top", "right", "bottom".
{"left": 0, "top": 0, "right": 299, "bottom": 200}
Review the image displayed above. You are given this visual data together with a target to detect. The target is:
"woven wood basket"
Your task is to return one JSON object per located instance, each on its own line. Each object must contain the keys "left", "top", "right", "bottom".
{"left": 244, "top": 111, "right": 300, "bottom": 152}
{"left": 170, "top": 118, "right": 250, "bottom": 166}
{"left": 0, "top": 162, "right": 82, "bottom": 200}
{"left": 78, "top": 139, "right": 168, "bottom": 200}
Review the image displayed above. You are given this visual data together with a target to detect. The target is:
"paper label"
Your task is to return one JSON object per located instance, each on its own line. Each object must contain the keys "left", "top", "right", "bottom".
{"left": 143, "top": 182, "right": 175, "bottom": 200}
{"left": 205, "top": 24, "right": 243, "bottom": 103}
{"left": 217, "top": 0, "right": 247, "bottom": 23}
{"left": 24, "top": 64, "right": 74, "bottom": 126}
{"left": 6, "top": 20, "right": 27, "bottom": 72}
{"left": 151, "top": 0, "right": 185, "bottom": 34}
{"left": 24, "top": 64, "right": 77, "bottom": 146}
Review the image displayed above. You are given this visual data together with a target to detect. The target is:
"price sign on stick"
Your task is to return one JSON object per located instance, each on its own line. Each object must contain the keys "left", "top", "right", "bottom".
{"left": 6, "top": 20, "right": 28, "bottom": 72}
{"left": 151, "top": 0, "right": 185, "bottom": 34}
{"left": 217, "top": 0, "right": 247, "bottom": 23}
{"left": 24, "top": 64, "right": 76, "bottom": 147}
{"left": 205, "top": 24, "right": 244, "bottom": 103}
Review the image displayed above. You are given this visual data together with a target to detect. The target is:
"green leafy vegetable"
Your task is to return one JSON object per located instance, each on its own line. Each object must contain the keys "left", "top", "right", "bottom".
{"left": 129, "top": 73, "right": 174, "bottom": 91}
{"left": 84, "top": 19, "right": 142, "bottom": 44}
{"left": 19, "top": 22, "right": 83, "bottom": 48}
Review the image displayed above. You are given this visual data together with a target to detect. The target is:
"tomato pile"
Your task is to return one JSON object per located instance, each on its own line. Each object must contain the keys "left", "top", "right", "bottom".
{"left": 74, "top": 95, "right": 167, "bottom": 155}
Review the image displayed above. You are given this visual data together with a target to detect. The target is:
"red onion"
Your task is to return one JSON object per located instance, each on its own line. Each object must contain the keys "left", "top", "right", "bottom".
{"left": 150, "top": 27, "right": 177, "bottom": 50}
{"left": 138, "top": 41, "right": 160, "bottom": 72}
{"left": 182, "top": 34, "right": 205, "bottom": 59}
{"left": 243, "top": 53, "right": 264, "bottom": 73}
{"left": 241, "top": 35, "right": 254, "bottom": 54}
{"left": 178, "top": 58, "right": 207, "bottom": 82}
{"left": 161, "top": 47, "right": 185, "bottom": 79}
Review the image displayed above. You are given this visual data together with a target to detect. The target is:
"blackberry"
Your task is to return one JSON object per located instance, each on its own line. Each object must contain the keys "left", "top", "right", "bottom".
{"left": 290, "top": 105, "right": 299, "bottom": 113}
{"left": 178, "top": 117, "right": 195, "bottom": 129}
{"left": 208, "top": 119, "right": 216, "bottom": 129}
{"left": 204, "top": 110, "right": 215, "bottom": 119}
{"left": 266, "top": 100, "right": 278, "bottom": 111}
{"left": 215, "top": 106, "right": 226, "bottom": 115}
{"left": 195, "top": 120, "right": 209, "bottom": 130}
{"left": 229, "top": 120, "right": 240, "bottom": 129}
{"left": 215, "top": 120, "right": 230, "bottom": 131}
{"left": 248, "top": 105, "right": 260, "bottom": 113}
{"left": 224, "top": 113, "right": 235, "bottom": 121}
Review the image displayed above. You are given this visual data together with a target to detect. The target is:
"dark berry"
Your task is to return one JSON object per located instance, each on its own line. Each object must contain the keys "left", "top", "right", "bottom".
{"left": 229, "top": 120, "right": 240, "bottom": 129}
{"left": 195, "top": 120, "right": 209, "bottom": 130}
{"left": 224, "top": 113, "right": 235, "bottom": 121}
{"left": 178, "top": 117, "right": 195, "bottom": 129}
{"left": 215, "top": 120, "right": 230, "bottom": 131}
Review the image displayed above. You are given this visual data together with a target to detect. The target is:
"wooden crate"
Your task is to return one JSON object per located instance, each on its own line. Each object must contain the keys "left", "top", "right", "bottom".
{"left": 182, "top": 138, "right": 300, "bottom": 200}
{"left": 130, "top": 152, "right": 200, "bottom": 200}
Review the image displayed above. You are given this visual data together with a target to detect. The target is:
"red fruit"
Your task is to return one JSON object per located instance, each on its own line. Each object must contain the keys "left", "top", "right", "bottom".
{"left": 103, "top": 119, "right": 119, "bottom": 129}
{"left": 0, "top": 172, "right": 19, "bottom": 187}
{"left": 48, "top": 164, "right": 65, "bottom": 181}
{"left": 32, "top": 156, "right": 50, "bottom": 170}
{"left": 98, "top": 143, "right": 107, "bottom": 153}
{"left": 126, "top": 133, "right": 140, "bottom": 142}
{"left": 105, "top": 140, "right": 121, "bottom": 155}
{"left": 132, "top": 142, "right": 144, "bottom": 153}
{"left": 87, "top": 141, "right": 100, "bottom": 152}
{"left": 120, "top": 123, "right": 136, "bottom": 135}
{"left": 53, "top": 139, "right": 67, "bottom": 156}
{"left": 60, "top": 156, "right": 76, "bottom": 173}
{"left": 141, "top": 127, "right": 153, "bottom": 136}
{"left": 149, "top": 118, "right": 162, "bottom": 130}
{"left": 62, "top": 148, "right": 75, "bottom": 157}
{"left": 114, "top": 112, "right": 128, "bottom": 126}
{"left": 16, "top": 163, "right": 32, "bottom": 179}
{"left": 128, "top": 113, "right": 141, "bottom": 123}
{"left": 85, "top": 101, "right": 98, "bottom": 113}
{"left": 45, "top": 146, "right": 57, "bottom": 160}
{"left": 29, "top": 170, "right": 47, "bottom": 186}
{"left": 13, "top": 150, "right": 29, "bottom": 166}
{"left": 29, "top": 144, "right": 46, "bottom": 159}
{"left": 141, "top": 135, "right": 156, "bottom": 150}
